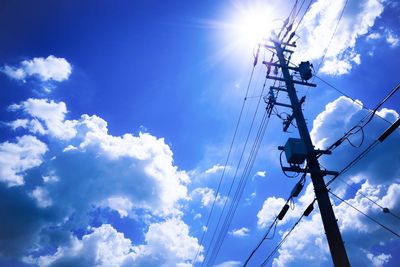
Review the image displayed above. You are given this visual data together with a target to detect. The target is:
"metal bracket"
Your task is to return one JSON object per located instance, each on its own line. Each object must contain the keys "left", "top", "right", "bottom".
{"left": 266, "top": 75, "right": 317, "bottom": 87}
{"left": 281, "top": 166, "right": 339, "bottom": 176}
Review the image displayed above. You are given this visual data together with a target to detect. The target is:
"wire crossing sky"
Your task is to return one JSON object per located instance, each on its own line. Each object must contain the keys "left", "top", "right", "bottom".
{"left": 0, "top": 1, "right": 399, "bottom": 267}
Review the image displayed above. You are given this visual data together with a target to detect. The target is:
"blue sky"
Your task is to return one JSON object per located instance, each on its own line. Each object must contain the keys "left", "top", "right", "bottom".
{"left": 0, "top": 0, "right": 399, "bottom": 266}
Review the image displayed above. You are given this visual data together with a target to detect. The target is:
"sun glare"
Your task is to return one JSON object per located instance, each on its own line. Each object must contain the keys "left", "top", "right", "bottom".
{"left": 234, "top": 4, "right": 274, "bottom": 48}
{"left": 203, "top": 1, "right": 280, "bottom": 66}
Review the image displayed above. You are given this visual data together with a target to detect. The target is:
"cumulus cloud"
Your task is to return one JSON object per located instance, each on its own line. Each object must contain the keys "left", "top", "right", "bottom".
{"left": 254, "top": 170, "right": 266, "bottom": 178}
{"left": 9, "top": 98, "right": 77, "bottom": 140}
{"left": 36, "top": 224, "right": 136, "bottom": 267}
{"left": 2, "top": 55, "right": 71, "bottom": 82}
{"left": 229, "top": 227, "right": 250, "bottom": 237}
{"left": 0, "top": 135, "right": 47, "bottom": 186}
{"left": 214, "top": 261, "right": 241, "bottom": 267}
{"left": 101, "top": 196, "right": 134, "bottom": 218}
{"left": 191, "top": 187, "right": 226, "bottom": 207}
{"left": 36, "top": 220, "right": 202, "bottom": 267}
{"left": 205, "top": 164, "right": 228, "bottom": 174}
{"left": 131, "top": 217, "right": 203, "bottom": 266}
{"left": 366, "top": 252, "right": 392, "bottom": 267}
{"left": 257, "top": 196, "right": 286, "bottom": 228}
{"left": 30, "top": 187, "right": 53, "bottom": 208}
{"left": 0, "top": 98, "right": 195, "bottom": 264}
{"left": 295, "top": 0, "right": 384, "bottom": 75}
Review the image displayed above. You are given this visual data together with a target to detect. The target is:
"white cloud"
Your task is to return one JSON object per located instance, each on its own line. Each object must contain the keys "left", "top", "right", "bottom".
{"left": 2, "top": 55, "right": 71, "bottom": 82}
{"left": 0, "top": 135, "right": 47, "bottom": 186}
{"left": 42, "top": 175, "right": 59, "bottom": 183}
{"left": 295, "top": 0, "right": 384, "bottom": 75}
{"left": 205, "top": 164, "right": 227, "bottom": 174}
{"left": 62, "top": 145, "right": 78, "bottom": 152}
{"left": 30, "top": 187, "right": 52, "bottom": 208}
{"left": 255, "top": 170, "right": 266, "bottom": 177}
{"left": 366, "top": 32, "right": 381, "bottom": 40}
{"left": 214, "top": 260, "right": 241, "bottom": 267}
{"left": 310, "top": 96, "right": 362, "bottom": 149}
{"left": 9, "top": 98, "right": 77, "bottom": 140}
{"left": 193, "top": 213, "right": 202, "bottom": 220}
{"left": 366, "top": 28, "right": 399, "bottom": 48}
{"left": 101, "top": 196, "right": 133, "bottom": 218}
{"left": 37, "top": 224, "right": 136, "bottom": 267}
{"left": 229, "top": 227, "right": 250, "bottom": 237}
{"left": 257, "top": 196, "right": 287, "bottom": 228}
{"left": 366, "top": 252, "right": 392, "bottom": 267}
{"left": 0, "top": 98, "right": 194, "bottom": 260}
{"left": 131, "top": 217, "right": 203, "bottom": 266}
{"left": 191, "top": 187, "right": 226, "bottom": 207}
{"left": 385, "top": 30, "right": 399, "bottom": 47}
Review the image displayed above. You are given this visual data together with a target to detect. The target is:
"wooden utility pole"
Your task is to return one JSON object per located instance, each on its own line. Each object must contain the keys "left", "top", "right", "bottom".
{"left": 265, "top": 39, "right": 351, "bottom": 267}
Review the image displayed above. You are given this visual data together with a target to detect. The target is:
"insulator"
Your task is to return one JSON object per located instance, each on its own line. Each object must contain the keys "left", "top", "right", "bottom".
{"left": 290, "top": 181, "right": 304, "bottom": 198}
{"left": 278, "top": 204, "right": 290, "bottom": 220}
{"left": 383, "top": 207, "right": 390, "bottom": 213}
{"left": 304, "top": 203, "right": 314, "bottom": 216}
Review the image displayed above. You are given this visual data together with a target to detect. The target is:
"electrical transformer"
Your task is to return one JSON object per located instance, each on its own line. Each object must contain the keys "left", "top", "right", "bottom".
{"left": 284, "top": 138, "right": 307, "bottom": 164}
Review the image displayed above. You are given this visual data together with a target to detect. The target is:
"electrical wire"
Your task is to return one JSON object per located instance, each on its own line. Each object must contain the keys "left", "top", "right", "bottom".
{"left": 243, "top": 217, "right": 280, "bottom": 266}
{"left": 283, "top": 56, "right": 395, "bottom": 127}
{"left": 326, "top": 139, "right": 379, "bottom": 187}
{"left": 292, "top": 0, "right": 315, "bottom": 35}
{"left": 314, "top": 0, "right": 349, "bottom": 74}
{"left": 325, "top": 125, "right": 400, "bottom": 221}
{"left": 329, "top": 191, "right": 400, "bottom": 238}
{"left": 203, "top": 76, "right": 271, "bottom": 266}
{"left": 206, "top": 111, "right": 271, "bottom": 266}
{"left": 242, "top": 172, "right": 307, "bottom": 266}
{"left": 191, "top": 57, "right": 258, "bottom": 265}
{"left": 322, "top": 82, "right": 400, "bottom": 154}
{"left": 335, "top": 177, "right": 400, "bottom": 221}
{"left": 259, "top": 198, "right": 317, "bottom": 267}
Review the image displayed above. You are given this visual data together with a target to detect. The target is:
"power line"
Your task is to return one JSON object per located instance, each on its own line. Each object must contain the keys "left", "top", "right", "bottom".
{"left": 335, "top": 177, "right": 400, "bottom": 221}
{"left": 259, "top": 198, "right": 317, "bottom": 267}
{"left": 321, "top": 82, "right": 400, "bottom": 154}
{"left": 285, "top": 57, "right": 395, "bottom": 126}
{"left": 324, "top": 118, "right": 400, "bottom": 220}
{"left": 192, "top": 57, "right": 258, "bottom": 265}
{"left": 206, "top": 108, "right": 271, "bottom": 265}
{"left": 292, "top": 0, "right": 315, "bottom": 35}
{"left": 243, "top": 210, "right": 281, "bottom": 266}
{"left": 314, "top": 0, "right": 349, "bottom": 74}
{"left": 203, "top": 76, "right": 271, "bottom": 266}
{"left": 329, "top": 191, "right": 400, "bottom": 238}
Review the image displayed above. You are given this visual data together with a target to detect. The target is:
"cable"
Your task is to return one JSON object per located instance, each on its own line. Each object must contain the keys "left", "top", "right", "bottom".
{"left": 282, "top": 58, "right": 394, "bottom": 128}
{"left": 326, "top": 139, "right": 379, "bottom": 188}
{"left": 322, "top": 82, "right": 400, "bottom": 154}
{"left": 206, "top": 112, "right": 271, "bottom": 266}
{"left": 324, "top": 120, "right": 400, "bottom": 220}
{"left": 314, "top": 75, "right": 394, "bottom": 125}
{"left": 314, "top": 0, "right": 349, "bottom": 74}
{"left": 203, "top": 76, "right": 271, "bottom": 266}
{"left": 192, "top": 59, "right": 258, "bottom": 265}
{"left": 329, "top": 191, "right": 400, "bottom": 238}
{"left": 292, "top": 0, "right": 315, "bottom": 35}
{"left": 335, "top": 177, "right": 400, "bottom": 221}
{"left": 243, "top": 172, "right": 307, "bottom": 266}
{"left": 243, "top": 217, "right": 280, "bottom": 266}
{"left": 259, "top": 198, "right": 317, "bottom": 267}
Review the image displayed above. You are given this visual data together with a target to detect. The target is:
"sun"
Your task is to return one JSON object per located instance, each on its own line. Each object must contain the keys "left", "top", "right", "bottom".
{"left": 202, "top": 1, "right": 278, "bottom": 66}
{"left": 233, "top": 2, "right": 274, "bottom": 48}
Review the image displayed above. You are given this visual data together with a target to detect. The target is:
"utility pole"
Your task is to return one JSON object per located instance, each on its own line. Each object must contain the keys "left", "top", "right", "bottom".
{"left": 264, "top": 39, "right": 351, "bottom": 267}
